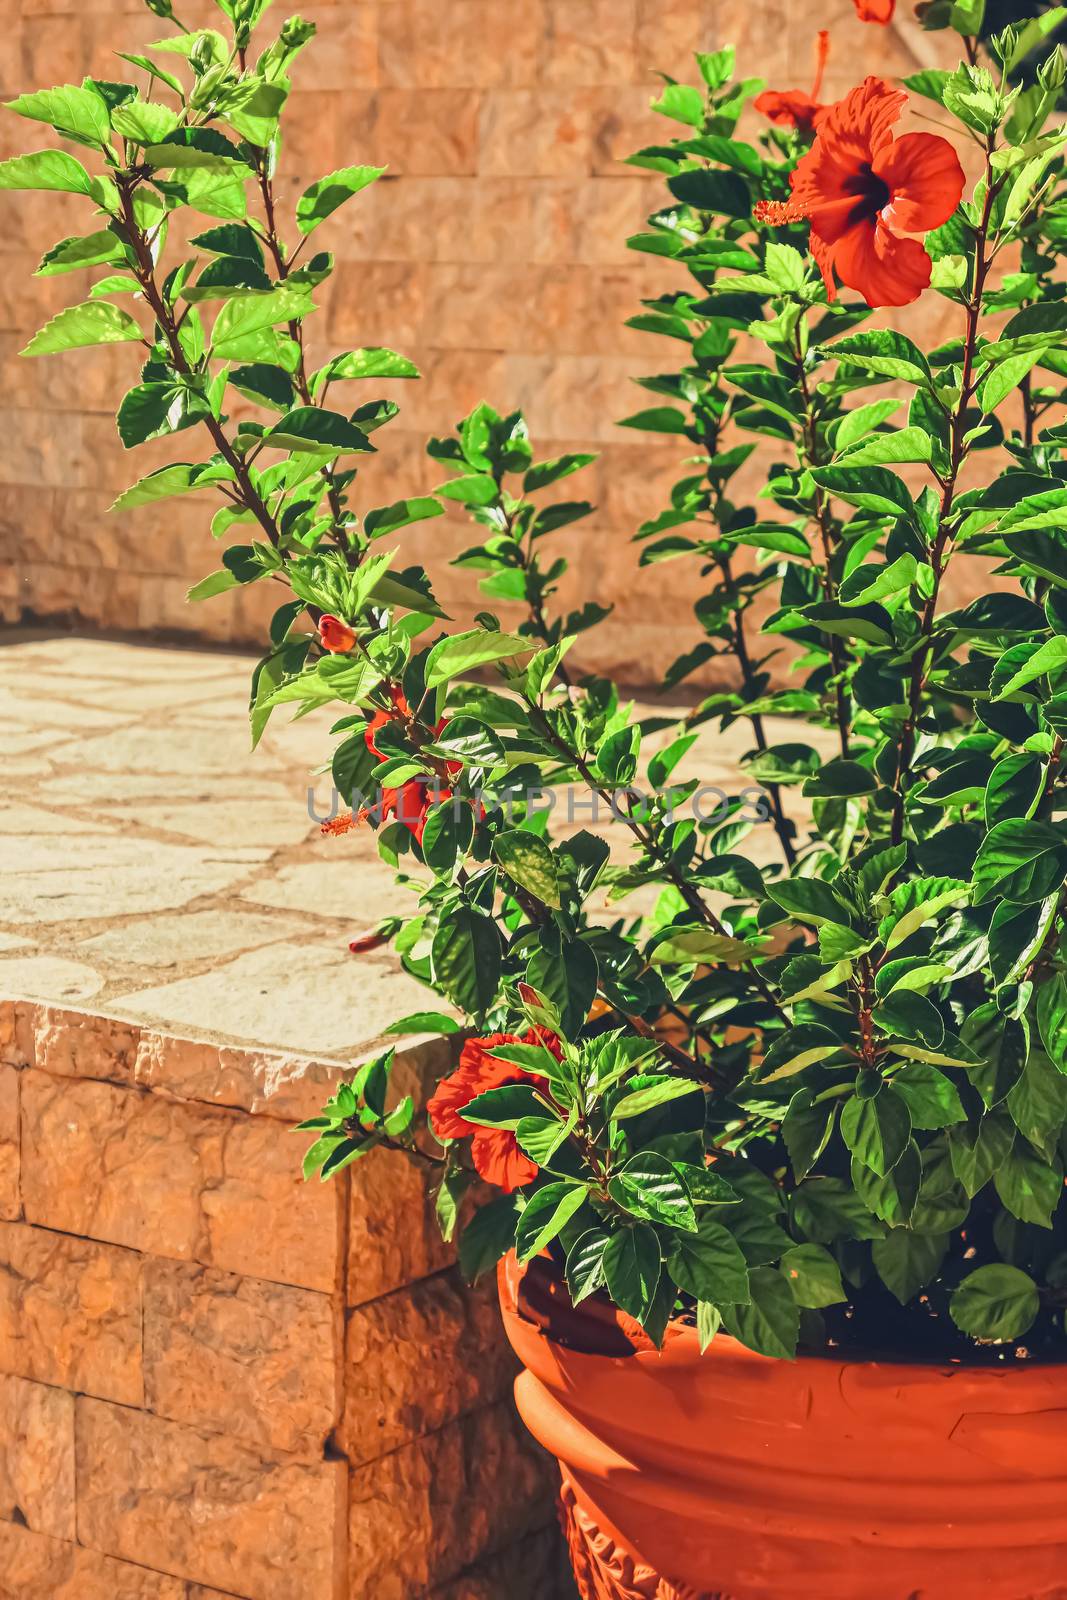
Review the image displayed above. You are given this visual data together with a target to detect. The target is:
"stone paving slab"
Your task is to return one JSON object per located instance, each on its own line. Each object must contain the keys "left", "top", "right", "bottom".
{"left": 2, "top": 628, "right": 830, "bottom": 1059}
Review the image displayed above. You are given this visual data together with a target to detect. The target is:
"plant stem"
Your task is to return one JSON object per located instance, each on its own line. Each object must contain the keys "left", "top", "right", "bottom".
{"left": 116, "top": 171, "right": 282, "bottom": 548}
{"left": 889, "top": 139, "right": 1000, "bottom": 848}
{"left": 793, "top": 329, "right": 851, "bottom": 761}
{"left": 716, "top": 550, "right": 797, "bottom": 867}
{"left": 526, "top": 699, "right": 788, "bottom": 1023}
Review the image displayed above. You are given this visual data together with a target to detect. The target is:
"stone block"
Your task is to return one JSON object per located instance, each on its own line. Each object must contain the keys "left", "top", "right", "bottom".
{"left": 0, "top": 1521, "right": 186, "bottom": 1600}
{"left": 341, "top": 1269, "right": 517, "bottom": 1467}
{"left": 348, "top": 1145, "right": 455, "bottom": 1308}
{"left": 348, "top": 1400, "right": 559, "bottom": 1597}
{"left": 0, "top": 1066, "right": 17, "bottom": 1220}
{"left": 0, "top": 1221, "right": 142, "bottom": 1406}
{"left": 143, "top": 1257, "right": 336, "bottom": 1460}
{"left": 0, "top": 1372, "right": 75, "bottom": 1540}
{"left": 31, "top": 1005, "right": 140, "bottom": 1084}
{"left": 19, "top": 1072, "right": 340, "bottom": 1291}
{"left": 75, "top": 1397, "right": 344, "bottom": 1600}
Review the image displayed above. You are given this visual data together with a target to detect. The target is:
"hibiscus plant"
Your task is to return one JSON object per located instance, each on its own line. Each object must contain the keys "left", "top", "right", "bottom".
{"left": 8, "top": 0, "right": 1067, "bottom": 1361}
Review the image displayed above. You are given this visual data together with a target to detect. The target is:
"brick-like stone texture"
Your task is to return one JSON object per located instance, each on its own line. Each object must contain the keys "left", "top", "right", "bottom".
{"left": 19, "top": 1069, "right": 341, "bottom": 1290}
{"left": 0, "top": 1221, "right": 143, "bottom": 1406}
{"left": 0, "top": 1005, "right": 564, "bottom": 1596}
{"left": 75, "top": 1397, "right": 344, "bottom": 1600}
{"left": 342, "top": 1269, "right": 518, "bottom": 1467}
{"left": 349, "top": 1401, "right": 559, "bottom": 1597}
{"left": 143, "top": 1257, "right": 336, "bottom": 1459}
{"left": 0, "top": 1065, "right": 18, "bottom": 1220}
{"left": 0, "top": 1372, "right": 76, "bottom": 1540}
{"left": 0, "top": 3, "right": 959, "bottom": 688}
{"left": 0, "top": 1521, "right": 186, "bottom": 1600}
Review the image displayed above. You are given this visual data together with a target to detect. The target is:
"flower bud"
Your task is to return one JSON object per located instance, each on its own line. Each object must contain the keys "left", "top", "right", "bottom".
{"left": 189, "top": 33, "right": 217, "bottom": 74}
{"left": 319, "top": 614, "right": 357, "bottom": 654}
{"left": 144, "top": 0, "right": 175, "bottom": 16}
{"left": 281, "top": 15, "right": 316, "bottom": 47}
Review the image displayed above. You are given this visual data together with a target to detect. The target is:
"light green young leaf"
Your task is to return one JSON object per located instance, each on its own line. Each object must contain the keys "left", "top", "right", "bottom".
{"left": 21, "top": 300, "right": 142, "bottom": 357}
{"left": 296, "top": 165, "right": 385, "bottom": 234}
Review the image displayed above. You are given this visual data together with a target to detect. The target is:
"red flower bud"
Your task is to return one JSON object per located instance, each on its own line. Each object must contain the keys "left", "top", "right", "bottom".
{"left": 319, "top": 614, "right": 357, "bottom": 654}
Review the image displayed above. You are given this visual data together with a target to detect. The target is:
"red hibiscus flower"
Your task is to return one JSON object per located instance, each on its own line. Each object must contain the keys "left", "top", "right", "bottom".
{"left": 319, "top": 614, "right": 357, "bottom": 654}
{"left": 755, "top": 30, "right": 831, "bottom": 136}
{"left": 754, "top": 76, "right": 964, "bottom": 308}
{"left": 427, "top": 1030, "right": 564, "bottom": 1192}
{"left": 854, "top": 0, "right": 894, "bottom": 20}
{"left": 363, "top": 696, "right": 464, "bottom": 844}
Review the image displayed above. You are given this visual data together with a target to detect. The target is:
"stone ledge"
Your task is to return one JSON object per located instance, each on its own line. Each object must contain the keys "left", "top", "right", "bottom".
{"left": 3, "top": 1000, "right": 456, "bottom": 1127}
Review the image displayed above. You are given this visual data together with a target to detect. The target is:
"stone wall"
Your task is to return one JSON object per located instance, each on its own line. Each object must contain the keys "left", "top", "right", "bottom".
{"left": 0, "top": 999, "right": 571, "bottom": 1600}
{"left": 0, "top": 1, "right": 956, "bottom": 685}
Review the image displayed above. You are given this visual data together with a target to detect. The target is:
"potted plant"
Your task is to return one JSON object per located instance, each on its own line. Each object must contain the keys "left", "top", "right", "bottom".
{"left": 8, "top": 0, "right": 1067, "bottom": 1595}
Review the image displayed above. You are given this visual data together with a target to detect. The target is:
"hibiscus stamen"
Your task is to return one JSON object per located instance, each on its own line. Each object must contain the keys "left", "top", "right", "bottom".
{"left": 754, "top": 197, "right": 810, "bottom": 226}
{"left": 320, "top": 812, "right": 360, "bottom": 837}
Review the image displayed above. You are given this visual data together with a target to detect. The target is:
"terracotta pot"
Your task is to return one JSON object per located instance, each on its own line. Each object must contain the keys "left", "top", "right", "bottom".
{"left": 498, "top": 1254, "right": 1067, "bottom": 1600}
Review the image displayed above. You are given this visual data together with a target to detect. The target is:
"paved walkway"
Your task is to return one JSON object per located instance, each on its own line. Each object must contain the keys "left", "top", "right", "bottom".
{"left": 2, "top": 631, "right": 818, "bottom": 1059}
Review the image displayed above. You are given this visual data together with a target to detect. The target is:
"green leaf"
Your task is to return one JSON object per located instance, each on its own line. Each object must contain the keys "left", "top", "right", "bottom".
{"left": 296, "top": 165, "right": 384, "bottom": 234}
{"left": 385, "top": 1011, "right": 461, "bottom": 1036}
{"left": 144, "top": 127, "right": 250, "bottom": 171}
{"left": 756, "top": 1024, "right": 847, "bottom": 1084}
{"left": 0, "top": 149, "right": 100, "bottom": 197}
{"left": 802, "top": 760, "right": 878, "bottom": 799}
{"left": 602, "top": 1224, "right": 662, "bottom": 1319}
{"left": 651, "top": 82, "right": 706, "bottom": 127}
{"left": 187, "top": 569, "right": 238, "bottom": 602}
{"left": 835, "top": 399, "right": 903, "bottom": 452}
{"left": 667, "top": 1217, "right": 749, "bottom": 1302}
{"left": 111, "top": 96, "right": 179, "bottom": 143}
{"left": 782, "top": 1091, "right": 836, "bottom": 1182}
{"left": 424, "top": 629, "right": 533, "bottom": 689}
{"left": 618, "top": 406, "right": 690, "bottom": 435}
{"left": 431, "top": 908, "right": 502, "bottom": 1017}
{"left": 649, "top": 928, "right": 761, "bottom": 967}
{"left": 892, "top": 1063, "right": 965, "bottom": 1130}
{"left": 721, "top": 1267, "right": 799, "bottom": 1359}
{"left": 972, "top": 819, "right": 1067, "bottom": 906}
{"left": 667, "top": 166, "right": 752, "bottom": 217}
{"left": 211, "top": 288, "right": 314, "bottom": 357}
{"left": 515, "top": 1182, "right": 589, "bottom": 1261}
{"left": 1038, "top": 975, "right": 1067, "bottom": 1070}
{"left": 111, "top": 462, "right": 232, "bottom": 513}
{"left": 994, "top": 1138, "right": 1063, "bottom": 1227}
{"left": 780, "top": 1243, "right": 846, "bottom": 1309}
{"left": 6, "top": 83, "right": 111, "bottom": 146}
{"left": 221, "top": 77, "right": 288, "bottom": 146}
{"left": 524, "top": 453, "right": 596, "bottom": 493}
{"left": 949, "top": 1264, "right": 1040, "bottom": 1342}
{"left": 840, "top": 429, "right": 933, "bottom": 469}
{"left": 829, "top": 329, "right": 932, "bottom": 386}
{"left": 261, "top": 407, "right": 374, "bottom": 455}
{"left": 458, "top": 1195, "right": 519, "bottom": 1282}
{"left": 809, "top": 465, "right": 913, "bottom": 520}
{"left": 494, "top": 829, "right": 561, "bottom": 910}
{"left": 318, "top": 346, "right": 420, "bottom": 384}
{"left": 872, "top": 1230, "right": 948, "bottom": 1305}
{"left": 766, "top": 877, "right": 853, "bottom": 929}
{"left": 421, "top": 800, "right": 474, "bottom": 875}
{"left": 565, "top": 1229, "right": 610, "bottom": 1305}
{"left": 116, "top": 381, "right": 211, "bottom": 448}
{"left": 612, "top": 1077, "right": 701, "bottom": 1120}
{"left": 37, "top": 231, "right": 130, "bottom": 277}
{"left": 364, "top": 498, "right": 443, "bottom": 539}
{"left": 840, "top": 1086, "right": 912, "bottom": 1177}
{"left": 993, "top": 636, "right": 1067, "bottom": 699}
{"left": 608, "top": 1153, "right": 696, "bottom": 1230}
{"left": 21, "top": 300, "right": 142, "bottom": 357}
{"left": 978, "top": 346, "right": 1047, "bottom": 413}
